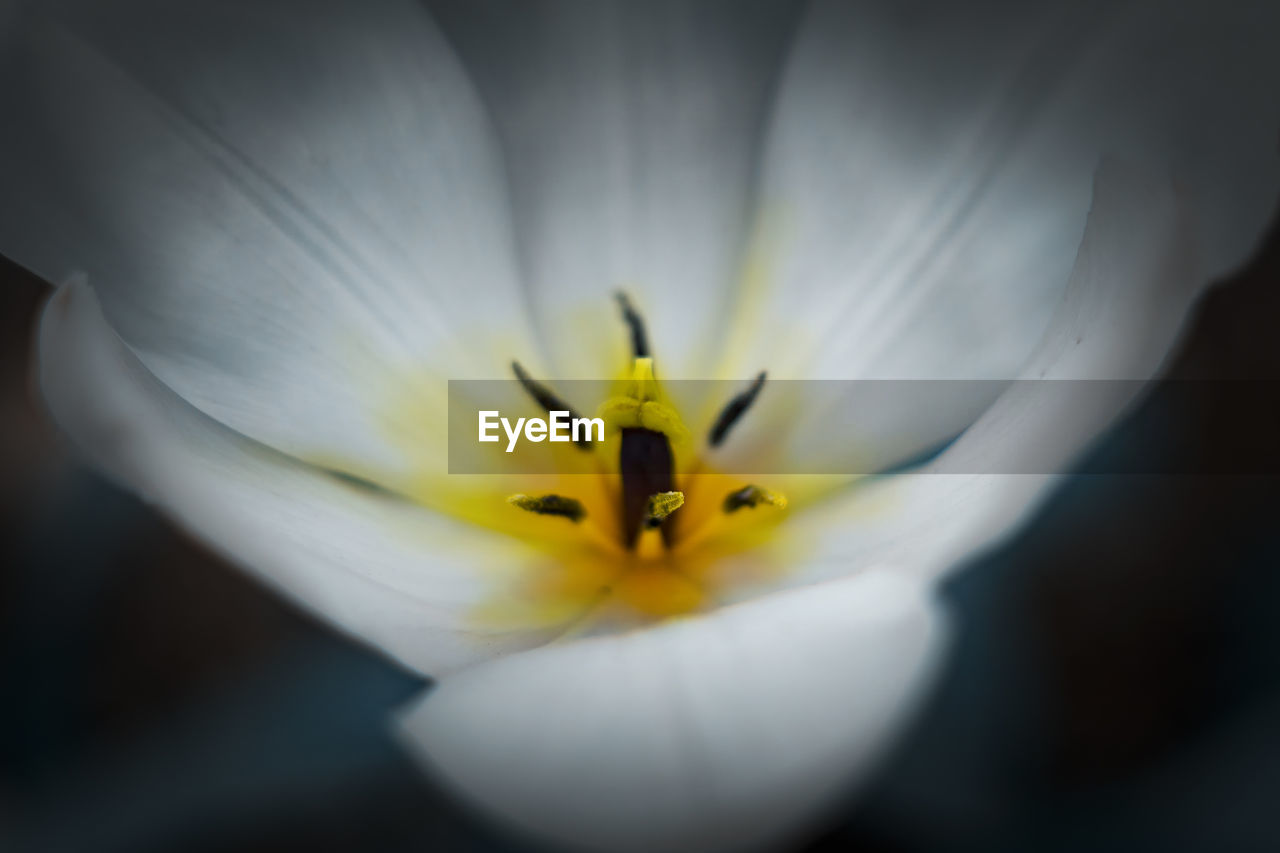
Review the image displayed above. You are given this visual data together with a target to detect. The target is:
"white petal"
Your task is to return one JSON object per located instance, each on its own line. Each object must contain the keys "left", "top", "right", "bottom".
{"left": 728, "top": 0, "right": 1279, "bottom": 384}
{"left": 398, "top": 569, "right": 946, "bottom": 853}
{"left": 428, "top": 0, "right": 805, "bottom": 377}
{"left": 754, "top": 160, "right": 1200, "bottom": 597}
{"left": 3, "top": 0, "right": 542, "bottom": 481}
{"left": 38, "top": 279, "right": 583, "bottom": 676}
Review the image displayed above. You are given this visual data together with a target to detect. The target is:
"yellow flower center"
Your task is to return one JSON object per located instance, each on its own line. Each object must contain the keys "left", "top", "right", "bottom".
{"left": 487, "top": 295, "right": 793, "bottom": 624}
{"left": 343, "top": 294, "right": 836, "bottom": 634}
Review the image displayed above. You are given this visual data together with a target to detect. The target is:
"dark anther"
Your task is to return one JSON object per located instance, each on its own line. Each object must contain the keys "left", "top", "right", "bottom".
{"left": 508, "top": 494, "right": 587, "bottom": 522}
{"left": 616, "top": 292, "right": 651, "bottom": 359}
{"left": 511, "top": 361, "right": 593, "bottom": 450}
{"left": 723, "top": 485, "right": 784, "bottom": 513}
{"left": 708, "top": 371, "right": 767, "bottom": 447}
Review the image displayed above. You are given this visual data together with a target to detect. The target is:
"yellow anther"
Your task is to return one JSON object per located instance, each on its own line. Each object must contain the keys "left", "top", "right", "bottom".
{"left": 644, "top": 491, "right": 685, "bottom": 529}
{"left": 722, "top": 485, "right": 788, "bottom": 514}
{"left": 647, "top": 490, "right": 685, "bottom": 521}
{"left": 507, "top": 493, "right": 586, "bottom": 522}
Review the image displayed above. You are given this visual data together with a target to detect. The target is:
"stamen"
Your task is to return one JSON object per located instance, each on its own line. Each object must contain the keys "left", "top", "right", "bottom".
{"left": 722, "top": 485, "right": 787, "bottom": 513}
{"left": 644, "top": 491, "right": 685, "bottom": 528}
{"left": 708, "top": 371, "right": 767, "bottom": 447}
{"left": 507, "top": 493, "right": 587, "bottom": 522}
{"left": 616, "top": 292, "right": 650, "bottom": 358}
{"left": 511, "top": 361, "right": 593, "bottom": 450}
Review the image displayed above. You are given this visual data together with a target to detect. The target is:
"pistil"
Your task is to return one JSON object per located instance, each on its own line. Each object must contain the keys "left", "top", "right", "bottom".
{"left": 503, "top": 293, "right": 786, "bottom": 563}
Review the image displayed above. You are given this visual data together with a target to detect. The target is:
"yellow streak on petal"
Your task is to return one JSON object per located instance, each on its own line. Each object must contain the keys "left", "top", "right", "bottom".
{"left": 711, "top": 206, "right": 786, "bottom": 380}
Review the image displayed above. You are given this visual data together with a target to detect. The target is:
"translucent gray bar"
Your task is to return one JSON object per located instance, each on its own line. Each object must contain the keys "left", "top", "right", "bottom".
{"left": 445, "top": 379, "right": 1279, "bottom": 475}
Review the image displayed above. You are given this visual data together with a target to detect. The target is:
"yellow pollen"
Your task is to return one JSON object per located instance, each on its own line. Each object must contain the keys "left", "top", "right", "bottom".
{"left": 645, "top": 490, "right": 685, "bottom": 524}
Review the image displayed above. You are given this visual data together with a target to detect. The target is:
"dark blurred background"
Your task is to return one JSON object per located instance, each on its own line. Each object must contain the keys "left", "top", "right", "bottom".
{"left": 2, "top": 199, "right": 1278, "bottom": 851}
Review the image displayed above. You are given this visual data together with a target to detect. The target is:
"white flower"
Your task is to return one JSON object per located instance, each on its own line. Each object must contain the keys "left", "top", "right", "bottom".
{"left": 2, "top": 1, "right": 1276, "bottom": 850}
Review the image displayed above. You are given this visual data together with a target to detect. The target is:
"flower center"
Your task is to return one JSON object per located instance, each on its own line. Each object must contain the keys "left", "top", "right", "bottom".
{"left": 497, "top": 295, "right": 791, "bottom": 621}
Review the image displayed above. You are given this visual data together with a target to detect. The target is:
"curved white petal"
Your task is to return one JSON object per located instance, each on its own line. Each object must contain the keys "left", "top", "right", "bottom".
{"left": 3, "top": 0, "right": 542, "bottom": 483}
{"left": 398, "top": 569, "right": 946, "bottom": 853}
{"left": 427, "top": 0, "right": 805, "bottom": 377}
{"left": 37, "top": 279, "right": 587, "bottom": 676}
{"left": 750, "top": 160, "right": 1200, "bottom": 598}
{"left": 728, "top": 0, "right": 1279, "bottom": 385}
